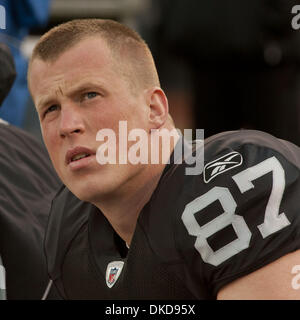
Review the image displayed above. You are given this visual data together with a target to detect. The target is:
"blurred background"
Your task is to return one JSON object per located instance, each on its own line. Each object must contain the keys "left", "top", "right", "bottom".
{"left": 1, "top": 0, "right": 300, "bottom": 145}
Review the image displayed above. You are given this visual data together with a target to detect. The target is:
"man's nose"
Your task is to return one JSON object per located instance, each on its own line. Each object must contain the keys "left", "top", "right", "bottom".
{"left": 59, "top": 104, "right": 85, "bottom": 138}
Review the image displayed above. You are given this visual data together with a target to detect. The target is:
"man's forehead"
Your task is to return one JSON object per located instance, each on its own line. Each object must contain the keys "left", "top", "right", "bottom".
{"left": 34, "top": 73, "right": 109, "bottom": 108}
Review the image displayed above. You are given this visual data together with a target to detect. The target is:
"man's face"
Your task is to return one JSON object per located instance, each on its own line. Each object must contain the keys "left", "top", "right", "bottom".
{"left": 29, "top": 37, "right": 151, "bottom": 202}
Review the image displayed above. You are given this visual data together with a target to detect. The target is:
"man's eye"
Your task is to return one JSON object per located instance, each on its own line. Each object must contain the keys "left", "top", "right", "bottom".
{"left": 84, "top": 92, "right": 98, "bottom": 100}
{"left": 44, "top": 105, "right": 58, "bottom": 116}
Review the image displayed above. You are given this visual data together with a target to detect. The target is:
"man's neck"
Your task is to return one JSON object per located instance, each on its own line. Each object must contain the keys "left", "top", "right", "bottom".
{"left": 93, "top": 163, "right": 166, "bottom": 245}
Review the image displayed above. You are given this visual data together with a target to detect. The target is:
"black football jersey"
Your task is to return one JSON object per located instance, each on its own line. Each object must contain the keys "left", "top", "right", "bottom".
{"left": 45, "top": 130, "right": 300, "bottom": 299}
{"left": 0, "top": 122, "right": 62, "bottom": 299}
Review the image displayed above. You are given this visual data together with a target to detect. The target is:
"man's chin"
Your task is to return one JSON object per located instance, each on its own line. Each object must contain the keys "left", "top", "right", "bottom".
{"left": 64, "top": 172, "right": 126, "bottom": 203}
{"left": 67, "top": 185, "right": 108, "bottom": 204}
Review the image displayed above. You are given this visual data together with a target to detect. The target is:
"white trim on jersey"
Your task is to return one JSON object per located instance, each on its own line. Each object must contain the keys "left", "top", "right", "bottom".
{"left": 0, "top": 255, "right": 6, "bottom": 300}
{"left": 41, "top": 279, "right": 53, "bottom": 300}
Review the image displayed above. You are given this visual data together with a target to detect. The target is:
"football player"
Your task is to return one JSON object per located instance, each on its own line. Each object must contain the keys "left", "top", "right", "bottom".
{"left": 0, "top": 43, "right": 61, "bottom": 299}
{"left": 28, "top": 19, "right": 300, "bottom": 299}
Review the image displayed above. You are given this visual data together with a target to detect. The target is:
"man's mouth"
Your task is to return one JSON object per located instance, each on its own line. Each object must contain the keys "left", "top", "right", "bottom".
{"left": 71, "top": 153, "right": 90, "bottom": 162}
{"left": 66, "top": 147, "right": 95, "bottom": 165}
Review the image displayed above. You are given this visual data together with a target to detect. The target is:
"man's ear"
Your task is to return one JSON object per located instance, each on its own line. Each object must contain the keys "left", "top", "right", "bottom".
{"left": 146, "top": 87, "right": 169, "bottom": 129}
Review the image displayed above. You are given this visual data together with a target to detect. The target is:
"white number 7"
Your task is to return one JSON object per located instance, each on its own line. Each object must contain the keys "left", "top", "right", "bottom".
{"left": 182, "top": 156, "right": 291, "bottom": 266}
{"left": 232, "top": 156, "right": 290, "bottom": 238}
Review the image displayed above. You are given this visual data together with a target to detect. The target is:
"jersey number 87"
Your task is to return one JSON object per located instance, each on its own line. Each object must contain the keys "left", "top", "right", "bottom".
{"left": 182, "top": 156, "right": 291, "bottom": 266}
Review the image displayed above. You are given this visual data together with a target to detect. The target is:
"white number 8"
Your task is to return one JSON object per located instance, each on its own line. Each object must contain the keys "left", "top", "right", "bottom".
{"left": 182, "top": 156, "right": 291, "bottom": 266}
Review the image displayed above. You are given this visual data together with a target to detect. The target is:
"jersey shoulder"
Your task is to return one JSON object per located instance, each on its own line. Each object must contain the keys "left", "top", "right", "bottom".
{"left": 144, "top": 130, "right": 300, "bottom": 298}
{"left": 204, "top": 129, "right": 300, "bottom": 173}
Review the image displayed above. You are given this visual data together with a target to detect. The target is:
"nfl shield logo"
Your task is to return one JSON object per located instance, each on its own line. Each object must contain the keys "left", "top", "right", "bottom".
{"left": 106, "top": 261, "right": 124, "bottom": 288}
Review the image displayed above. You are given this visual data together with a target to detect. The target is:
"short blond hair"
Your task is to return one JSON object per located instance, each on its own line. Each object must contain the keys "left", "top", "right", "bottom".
{"left": 29, "top": 19, "right": 160, "bottom": 91}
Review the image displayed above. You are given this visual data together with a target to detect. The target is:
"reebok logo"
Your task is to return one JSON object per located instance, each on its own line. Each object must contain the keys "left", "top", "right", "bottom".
{"left": 204, "top": 151, "right": 243, "bottom": 183}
